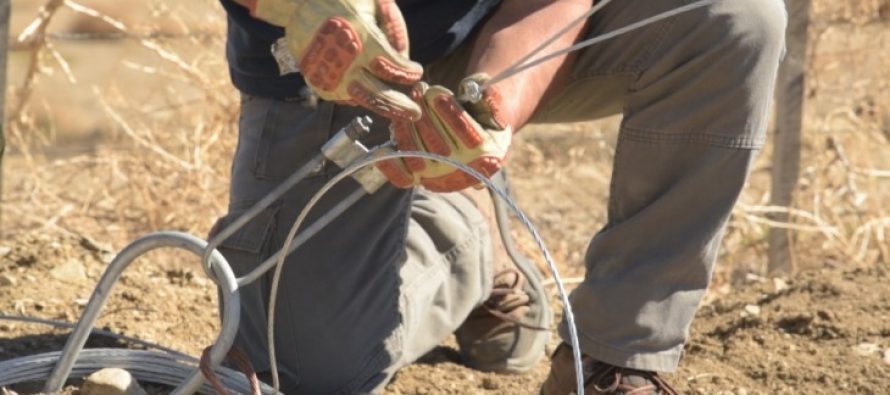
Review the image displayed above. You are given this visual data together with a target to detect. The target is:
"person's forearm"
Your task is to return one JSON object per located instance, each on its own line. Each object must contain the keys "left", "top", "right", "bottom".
{"left": 467, "top": 0, "right": 592, "bottom": 129}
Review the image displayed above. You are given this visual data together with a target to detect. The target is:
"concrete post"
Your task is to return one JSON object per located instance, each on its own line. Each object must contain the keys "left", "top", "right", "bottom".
{"left": 0, "top": 0, "right": 11, "bottom": 228}
{"left": 768, "top": 0, "right": 811, "bottom": 275}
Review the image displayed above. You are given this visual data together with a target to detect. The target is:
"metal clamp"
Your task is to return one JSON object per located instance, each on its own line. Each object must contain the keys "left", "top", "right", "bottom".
{"left": 321, "top": 116, "right": 387, "bottom": 194}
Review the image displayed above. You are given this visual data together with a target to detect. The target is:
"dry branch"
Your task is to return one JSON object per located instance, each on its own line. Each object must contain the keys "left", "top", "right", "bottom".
{"left": 10, "top": 0, "right": 66, "bottom": 122}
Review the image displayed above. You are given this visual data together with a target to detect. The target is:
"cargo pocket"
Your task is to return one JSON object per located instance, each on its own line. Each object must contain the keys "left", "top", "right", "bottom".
{"left": 211, "top": 206, "right": 277, "bottom": 256}
{"left": 243, "top": 98, "right": 335, "bottom": 181}
{"left": 209, "top": 205, "right": 294, "bottom": 382}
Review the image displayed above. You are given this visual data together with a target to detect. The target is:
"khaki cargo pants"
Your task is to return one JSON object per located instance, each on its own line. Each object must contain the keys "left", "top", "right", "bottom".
{"left": 213, "top": 0, "right": 786, "bottom": 393}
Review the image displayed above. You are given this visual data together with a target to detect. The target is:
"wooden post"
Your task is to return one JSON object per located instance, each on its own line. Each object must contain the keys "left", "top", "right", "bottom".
{"left": 768, "top": 0, "right": 811, "bottom": 275}
{"left": 0, "top": 0, "right": 10, "bottom": 228}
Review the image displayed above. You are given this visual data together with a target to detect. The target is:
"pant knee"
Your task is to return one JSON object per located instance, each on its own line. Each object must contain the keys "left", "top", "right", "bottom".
{"left": 718, "top": 0, "right": 788, "bottom": 61}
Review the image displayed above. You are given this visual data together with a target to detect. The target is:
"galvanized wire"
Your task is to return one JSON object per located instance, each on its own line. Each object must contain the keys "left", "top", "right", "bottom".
{"left": 266, "top": 147, "right": 587, "bottom": 395}
{"left": 0, "top": 3, "right": 728, "bottom": 393}
{"left": 482, "top": 0, "right": 719, "bottom": 90}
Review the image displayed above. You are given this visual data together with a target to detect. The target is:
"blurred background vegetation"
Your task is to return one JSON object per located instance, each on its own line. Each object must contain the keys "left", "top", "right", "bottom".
{"left": 1, "top": 0, "right": 888, "bottom": 286}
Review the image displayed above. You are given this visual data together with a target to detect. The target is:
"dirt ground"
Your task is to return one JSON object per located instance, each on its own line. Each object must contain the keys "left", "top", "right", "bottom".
{"left": 2, "top": 0, "right": 890, "bottom": 394}
{"left": 2, "top": 128, "right": 889, "bottom": 395}
{"left": 1, "top": 208, "right": 889, "bottom": 394}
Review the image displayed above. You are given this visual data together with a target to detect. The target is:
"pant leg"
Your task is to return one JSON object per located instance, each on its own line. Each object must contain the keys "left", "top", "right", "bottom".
{"left": 213, "top": 95, "right": 493, "bottom": 394}
{"left": 364, "top": 190, "right": 495, "bottom": 393}
{"left": 533, "top": 0, "right": 787, "bottom": 372}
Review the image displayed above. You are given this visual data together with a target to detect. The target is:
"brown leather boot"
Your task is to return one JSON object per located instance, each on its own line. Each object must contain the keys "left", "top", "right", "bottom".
{"left": 454, "top": 171, "right": 552, "bottom": 374}
{"left": 541, "top": 343, "right": 678, "bottom": 395}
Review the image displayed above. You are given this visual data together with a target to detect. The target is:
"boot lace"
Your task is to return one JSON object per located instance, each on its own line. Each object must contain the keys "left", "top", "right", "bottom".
{"left": 482, "top": 269, "right": 548, "bottom": 331}
{"left": 587, "top": 362, "right": 679, "bottom": 395}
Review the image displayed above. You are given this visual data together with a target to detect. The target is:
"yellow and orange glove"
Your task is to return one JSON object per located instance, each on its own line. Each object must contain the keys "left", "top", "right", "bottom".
{"left": 249, "top": 0, "right": 423, "bottom": 120}
{"left": 376, "top": 74, "right": 513, "bottom": 193}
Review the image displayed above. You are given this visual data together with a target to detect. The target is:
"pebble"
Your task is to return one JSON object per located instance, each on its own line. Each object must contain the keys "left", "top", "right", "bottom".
{"left": 884, "top": 349, "right": 890, "bottom": 365}
{"left": 82, "top": 368, "right": 148, "bottom": 395}
{"left": 192, "top": 276, "right": 212, "bottom": 287}
{"left": 0, "top": 246, "right": 11, "bottom": 257}
{"left": 0, "top": 274, "right": 17, "bottom": 287}
{"left": 49, "top": 260, "right": 88, "bottom": 283}
{"left": 772, "top": 277, "right": 789, "bottom": 292}
{"left": 481, "top": 377, "right": 500, "bottom": 390}
{"left": 744, "top": 305, "right": 762, "bottom": 316}
{"left": 853, "top": 343, "right": 881, "bottom": 357}
{"left": 745, "top": 273, "right": 765, "bottom": 283}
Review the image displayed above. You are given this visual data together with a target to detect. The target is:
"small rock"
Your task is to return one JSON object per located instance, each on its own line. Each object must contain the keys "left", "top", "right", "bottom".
{"left": 0, "top": 246, "right": 12, "bottom": 257}
{"left": 744, "top": 304, "right": 761, "bottom": 316}
{"left": 50, "top": 260, "right": 87, "bottom": 283}
{"left": 481, "top": 377, "right": 499, "bottom": 390}
{"left": 736, "top": 388, "right": 748, "bottom": 395}
{"left": 883, "top": 349, "right": 890, "bottom": 365}
{"left": 0, "top": 274, "right": 17, "bottom": 287}
{"left": 745, "top": 273, "right": 765, "bottom": 283}
{"left": 192, "top": 276, "right": 211, "bottom": 287}
{"left": 24, "top": 274, "right": 37, "bottom": 282}
{"left": 82, "top": 368, "right": 148, "bottom": 395}
{"left": 853, "top": 343, "right": 881, "bottom": 357}
{"left": 772, "top": 277, "right": 789, "bottom": 292}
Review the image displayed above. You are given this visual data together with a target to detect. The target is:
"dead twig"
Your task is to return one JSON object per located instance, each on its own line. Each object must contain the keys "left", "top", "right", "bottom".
{"left": 11, "top": 0, "right": 65, "bottom": 119}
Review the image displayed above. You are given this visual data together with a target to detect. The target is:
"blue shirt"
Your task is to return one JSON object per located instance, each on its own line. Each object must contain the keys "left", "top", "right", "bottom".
{"left": 220, "top": 0, "right": 500, "bottom": 99}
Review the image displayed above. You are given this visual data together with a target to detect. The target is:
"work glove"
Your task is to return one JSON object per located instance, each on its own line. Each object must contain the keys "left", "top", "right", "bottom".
{"left": 376, "top": 74, "right": 513, "bottom": 192}
{"left": 250, "top": 0, "right": 424, "bottom": 120}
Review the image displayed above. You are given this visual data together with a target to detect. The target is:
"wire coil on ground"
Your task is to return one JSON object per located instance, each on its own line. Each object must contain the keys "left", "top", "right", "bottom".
{"left": 0, "top": 349, "right": 277, "bottom": 394}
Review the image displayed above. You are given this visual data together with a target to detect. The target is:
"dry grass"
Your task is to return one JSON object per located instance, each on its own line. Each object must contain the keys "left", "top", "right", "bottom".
{"left": 4, "top": 0, "right": 237, "bottom": 246}
{"left": 719, "top": 0, "right": 890, "bottom": 275}
{"left": 2, "top": 0, "right": 889, "bottom": 277}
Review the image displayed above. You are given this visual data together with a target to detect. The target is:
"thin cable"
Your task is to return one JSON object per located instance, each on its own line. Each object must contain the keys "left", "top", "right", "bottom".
{"left": 266, "top": 148, "right": 586, "bottom": 395}
{"left": 485, "top": 0, "right": 718, "bottom": 88}
{"left": 491, "top": 0, "right": 614, "bottom": 86}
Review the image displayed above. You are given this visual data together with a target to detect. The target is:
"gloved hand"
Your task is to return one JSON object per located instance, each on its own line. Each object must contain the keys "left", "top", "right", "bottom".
{"left": 376, "top": 74, "right": 513, "bottom": 192}
{"left": 250, "top": 0, "right": 423, "bottom": 120}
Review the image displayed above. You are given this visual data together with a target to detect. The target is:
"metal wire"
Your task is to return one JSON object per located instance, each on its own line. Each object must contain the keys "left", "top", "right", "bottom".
{"left": 0, "top": 349, "right": 277, "bottom": 394}
{"left": 488, "top": 0, "right": 615, "bottom": 89}
{"left": 266, "top": 147, "right": 587, "bottom": 395}
{"left": 41, "top": 232, "right": 243, "bottom": 395}
{"left": 1, "top": 3, "right": 727, "bottom": 392}
{"left": 483, "top": 0, "right": 718, "bottom": 89}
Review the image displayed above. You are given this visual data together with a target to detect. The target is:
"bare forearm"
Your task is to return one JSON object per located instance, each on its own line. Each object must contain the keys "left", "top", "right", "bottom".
{"left": 467, "top": 0, "right": 592, "bottom": 129}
